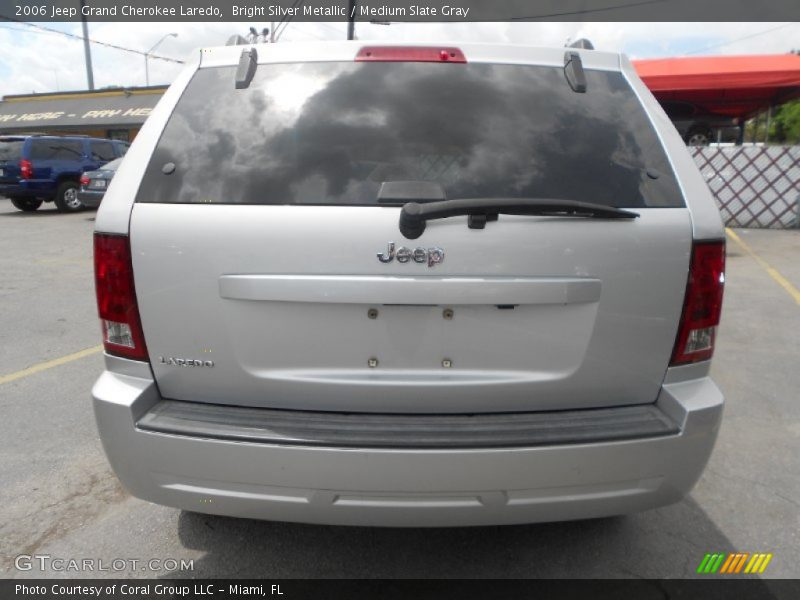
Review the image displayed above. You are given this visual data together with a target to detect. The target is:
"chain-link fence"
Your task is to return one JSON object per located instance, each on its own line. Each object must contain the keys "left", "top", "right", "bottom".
{"left": 692, "top": 145, "right": 800, "bottom": 229}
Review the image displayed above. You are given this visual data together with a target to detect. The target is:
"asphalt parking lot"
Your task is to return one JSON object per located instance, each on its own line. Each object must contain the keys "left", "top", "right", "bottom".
{"left": 1, "top": 197, "right": 798, "bottom": 580}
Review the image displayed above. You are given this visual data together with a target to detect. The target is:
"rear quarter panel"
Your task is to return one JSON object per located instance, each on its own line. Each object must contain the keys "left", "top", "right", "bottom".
{"left": 620, "top": 55, "right": 724, "bottom": 241}
{"left": 95, "top": 50, "right": 202, "bottom": 234}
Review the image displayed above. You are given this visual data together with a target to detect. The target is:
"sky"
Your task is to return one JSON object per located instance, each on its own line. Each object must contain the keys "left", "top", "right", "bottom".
{"left": 0, "top": 21, "right": 797, "bottom": 97}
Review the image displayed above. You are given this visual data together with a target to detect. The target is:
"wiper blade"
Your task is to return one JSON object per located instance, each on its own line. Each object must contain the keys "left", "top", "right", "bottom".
{"left": 399, "top": 198, "right": 639, "bottom": 239}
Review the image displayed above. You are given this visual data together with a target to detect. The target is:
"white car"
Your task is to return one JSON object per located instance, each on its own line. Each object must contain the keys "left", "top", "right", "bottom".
{"left": 91, "top": 41, "right": 725, "bottom": 527}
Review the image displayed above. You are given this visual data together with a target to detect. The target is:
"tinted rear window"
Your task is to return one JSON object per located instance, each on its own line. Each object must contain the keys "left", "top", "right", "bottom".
{"left": 138, "top": 62, "right": 683, "bottom": 208}
{"left": 30, "top": 139, "right": 83, "bottom": 161}
{"left": 0, "top": 140, "right": 24, "bottom": 161}
{"left": 91, "top": 141, "right": 115, "bottom": 162}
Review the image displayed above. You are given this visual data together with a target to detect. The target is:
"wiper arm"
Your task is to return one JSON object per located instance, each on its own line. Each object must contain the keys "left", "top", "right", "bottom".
{"left": 399, "top": 198, "right": 639, "bottom": 239}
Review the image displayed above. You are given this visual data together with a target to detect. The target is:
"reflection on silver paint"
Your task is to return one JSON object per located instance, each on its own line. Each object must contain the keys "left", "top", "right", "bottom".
{"left": 131, "top": 204, "right": 691, "bottom": 413}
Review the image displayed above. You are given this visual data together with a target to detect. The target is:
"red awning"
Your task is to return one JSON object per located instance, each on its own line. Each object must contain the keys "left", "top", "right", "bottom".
{"left": 633, "top": 54, "right": 800, "bottom": 118}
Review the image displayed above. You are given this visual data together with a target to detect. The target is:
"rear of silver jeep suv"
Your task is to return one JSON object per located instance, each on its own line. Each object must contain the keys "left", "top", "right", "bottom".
{"left": 91, "top": 42, "right": 725, "bottom": 526}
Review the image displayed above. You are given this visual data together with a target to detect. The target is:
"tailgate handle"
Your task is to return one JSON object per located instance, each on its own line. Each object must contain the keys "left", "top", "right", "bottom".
{"left": 219, "top": 275, "right": 601, "bottom": 305}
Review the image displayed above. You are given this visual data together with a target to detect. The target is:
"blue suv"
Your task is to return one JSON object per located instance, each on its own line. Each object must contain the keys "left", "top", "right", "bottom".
{"left": 0, "top": 135, "right": 129, "bottom": 212}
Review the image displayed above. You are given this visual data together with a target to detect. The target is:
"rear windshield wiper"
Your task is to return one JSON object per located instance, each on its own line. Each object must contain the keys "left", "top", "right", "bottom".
{"left": 399, "top": 198, "right": 639, "bottom": 239}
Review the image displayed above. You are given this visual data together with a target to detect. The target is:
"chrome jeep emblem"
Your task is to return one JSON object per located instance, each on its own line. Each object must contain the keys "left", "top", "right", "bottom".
{"left": 377, "top": 242, "right": 444, "bottom": 267}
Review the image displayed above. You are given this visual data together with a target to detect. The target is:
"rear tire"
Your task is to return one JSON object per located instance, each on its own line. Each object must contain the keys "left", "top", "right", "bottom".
{"left": 10, "top": 197, "right": 42, "bottom": 212}
{"left": 685, "top": 127, "right": 712, "bottom": 146}
{"left": 54, "top": 181, "right": 83, "bottom": 212}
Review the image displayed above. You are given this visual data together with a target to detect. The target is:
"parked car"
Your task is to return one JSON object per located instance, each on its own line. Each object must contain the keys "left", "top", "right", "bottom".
{"left": 0, "top": 135, "right": 129, "bottom": 212}
{"left": 78, "top": 157, "right": 123, "bottom": 209}
{"left": 659, "top": 100, "right": 741, "bottom": 146}
{"left": 92, "top": 42, "right": 725, "bottom": 527}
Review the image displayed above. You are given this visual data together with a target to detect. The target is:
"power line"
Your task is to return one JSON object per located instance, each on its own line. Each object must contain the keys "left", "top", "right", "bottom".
{"left": 273, "top": 0, "right": 301, "bottom": 39}
{"left": 0, "top": 17, "right": 184, "bottom": 64}
{"left": 683, "top": 23, "right": 796, "bottom": 56}
{"left": 273, "top": 0, "right": 305, "bottom": 41}
{"left": 0, "top": 23, "right": 65, "bottom": 38}
{"left": 273, "top": 17, "right": 295, "bottom": 41}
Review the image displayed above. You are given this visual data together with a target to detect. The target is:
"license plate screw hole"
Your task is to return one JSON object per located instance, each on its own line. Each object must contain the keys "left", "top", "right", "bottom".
{"left": 442, "top": 359, "right": 452, "bottom": 368}
{"left": 367, "top": 308, "right": 379, "bottom": 319}
{"left": 443, "top": 308, "right": 454, "bottom": 320}
{"left": 368, "top": 357, "right": 379, "bottom": 368}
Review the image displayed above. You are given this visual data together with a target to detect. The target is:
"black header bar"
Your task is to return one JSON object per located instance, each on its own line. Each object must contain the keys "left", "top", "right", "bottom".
{"left": 3, "top": 579, "right": 800, "bottom": 600}
{"left": 1, "top": 0, "right": 799, "bottom": 22}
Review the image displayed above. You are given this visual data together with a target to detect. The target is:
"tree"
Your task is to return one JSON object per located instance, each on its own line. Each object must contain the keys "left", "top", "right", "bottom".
{"left": 770, "top": 100, "right": 800, "bottom": 143}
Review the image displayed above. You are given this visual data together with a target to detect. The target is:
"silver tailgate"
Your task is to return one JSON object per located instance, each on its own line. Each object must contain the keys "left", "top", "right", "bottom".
{"left": 131, "top": 203, "right": 690, "bottom": 413}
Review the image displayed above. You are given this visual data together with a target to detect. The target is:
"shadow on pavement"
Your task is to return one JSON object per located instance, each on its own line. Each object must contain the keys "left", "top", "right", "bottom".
{"left": 0, "top": 208, "right": 65, "bottom": 217}
{"left": 167, "top": 496, "right": 754, "bottom": 579}
{"left": 0, "top": 199, "right": 97, "bottom": 218}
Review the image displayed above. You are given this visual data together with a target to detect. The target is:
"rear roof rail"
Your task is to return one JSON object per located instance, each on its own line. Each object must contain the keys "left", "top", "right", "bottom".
{"left": 235, "top": 47, "right": 258, "bottom": 89}
{"left": 226, "top": 34, "right": 248, "bottom": 46}
{"left": 567, "top": 38, "right": 595, "bottom": 50}
{"left": 564, "top": 51, "right": 587, "bottom": 93}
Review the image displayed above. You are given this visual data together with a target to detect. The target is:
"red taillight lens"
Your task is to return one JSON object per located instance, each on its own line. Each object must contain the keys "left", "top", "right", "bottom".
{"left": 671, "top": 241, "right": 725, "bottom": 365}
{"left": 355, "top": 46, "right": 467, "bottom": 63}
{"left": 19, "top": 159, "right": 33, "bottom": 179}
{"left": 80, "top": 174, "right": 90, "bottom": 186}
{"left": 94, "top": 233, "right": 148, "bottom": 361}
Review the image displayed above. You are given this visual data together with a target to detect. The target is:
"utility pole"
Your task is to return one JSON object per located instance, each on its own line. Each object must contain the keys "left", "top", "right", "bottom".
{"left": 347, "top": 0, "right": 356, "bottom": 40}
{"left": 79, "top": 0, "right": 94, "bottom": 90}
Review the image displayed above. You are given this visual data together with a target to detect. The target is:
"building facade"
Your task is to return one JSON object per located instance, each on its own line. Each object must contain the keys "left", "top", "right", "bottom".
{"left": 0, "top": 85, "right": 168, "bottom": 141}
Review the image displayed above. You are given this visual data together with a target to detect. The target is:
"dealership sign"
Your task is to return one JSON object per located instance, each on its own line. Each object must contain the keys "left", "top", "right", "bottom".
{"left": 0, "top": 107, "right": 153, "bottom": 124}
{"left": 0, "top": 92, "right": 163, "bottom": 130}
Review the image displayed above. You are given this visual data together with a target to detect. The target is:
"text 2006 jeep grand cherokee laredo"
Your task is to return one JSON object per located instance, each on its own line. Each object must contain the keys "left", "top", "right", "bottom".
{"left": 91, "top": 42, "right": 725, "bottom": 527}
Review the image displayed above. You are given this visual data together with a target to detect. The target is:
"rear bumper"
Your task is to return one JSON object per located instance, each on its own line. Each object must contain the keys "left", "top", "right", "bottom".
{"left": 78, "top": 189, "right": 104, "bottom": 208}
{"left": 0, "top": 180, "right": 52, "bottom": 198}
{"left": 92, "top": 361, "right": 724, "bottom": 527}
{"left": 0, "top": 182, "right": 28, "bottom": 197}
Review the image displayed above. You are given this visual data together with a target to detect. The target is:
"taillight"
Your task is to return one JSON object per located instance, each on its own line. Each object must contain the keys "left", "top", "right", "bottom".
{"left": 94, "top": 233, "right": 148, "bottom": 361}
{"left": 19, "top": 159, "right": 33, "bottom": 179}
{"left": 355, "top": 46, "right": 467, "bottom": 63}
{"left": 670, "top": 241, "right": 725, "bottom": 365}
{"left": 80, "top": 174, "right": 90, "bottom": 186}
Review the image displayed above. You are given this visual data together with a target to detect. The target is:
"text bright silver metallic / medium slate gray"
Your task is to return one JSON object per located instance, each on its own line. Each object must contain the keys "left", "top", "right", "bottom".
{"left": 91, "top": 41, "right": 726, "bottom": 527}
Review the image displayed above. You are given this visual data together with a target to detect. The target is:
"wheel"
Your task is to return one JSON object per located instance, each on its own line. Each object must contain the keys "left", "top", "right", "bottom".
{"left": 54, "top": 181, "right": 83, "bottom": 212}
{"left": 10, "top": 197, "right": 42, "bottom": 212}
{"left": 685, "top": 128, "right": 712, "bottom": 146}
